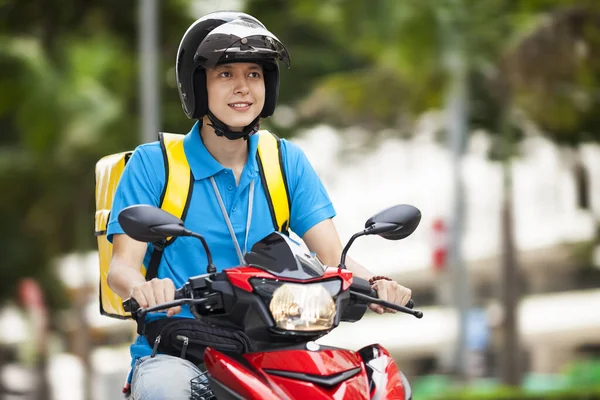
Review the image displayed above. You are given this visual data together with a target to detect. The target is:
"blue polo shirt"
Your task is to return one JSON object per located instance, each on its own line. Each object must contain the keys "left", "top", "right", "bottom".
{"left": 106, "top": 121, "right": 335, "bottom": 366}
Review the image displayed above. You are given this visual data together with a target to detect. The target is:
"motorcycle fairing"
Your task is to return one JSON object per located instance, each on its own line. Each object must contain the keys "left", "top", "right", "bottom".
{"left": 205, "top": 346, "right": 371, "bottom": 399}
{"left": 225, "top": 266, "right": 354, "bottom": 292}
{"left": 358, "top": 344, "right": 409, "bottom": 400}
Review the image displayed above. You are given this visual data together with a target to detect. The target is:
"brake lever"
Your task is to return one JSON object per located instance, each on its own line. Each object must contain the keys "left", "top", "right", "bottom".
{"left": 350, "top": 290, "right": 423, "bottom": 319}
{"left": 123, "top": 298, "right": 212, "bottom": 320}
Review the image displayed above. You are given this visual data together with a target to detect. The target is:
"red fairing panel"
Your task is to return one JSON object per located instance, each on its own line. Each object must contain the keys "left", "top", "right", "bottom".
{"left": 225, "top": 266, "right": 354, "bottom": 292}
{"left": 267, "top": 373, "right": 369, "bottom": 400}
{"left": 246, "top": 349, "right": 369, "bottom": 399}
{"left": 225, "top": 267, "right": 276, "bottom": 292}
{"left": 204, "top": 348, "right": 288, "bottom": 400}
{"left": 206, "top": 347, "right": 371, "bottom": 399}
{"left": 244, "top": 349, "right": 362, "bottom": 374}
{"left": 363, "top": 345, "right": 407, "bottom": 400}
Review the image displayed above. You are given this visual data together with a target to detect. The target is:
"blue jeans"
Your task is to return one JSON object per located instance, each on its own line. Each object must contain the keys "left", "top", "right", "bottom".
{"left": 131, "top": 354, "right": 211, "bottom": 400}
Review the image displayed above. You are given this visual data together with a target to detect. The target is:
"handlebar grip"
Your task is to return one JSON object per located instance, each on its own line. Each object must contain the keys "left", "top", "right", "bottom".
{"left": 122, "top": 286, "right": 186, "bottom": 315}
{"left": 123, "top": 297, "right": 139, "bottom": 314}
{"left": 370, "top": 293, "right": 415, "bottom": 309}
{"left": 369, "top": 286, "right": 414, "bottom": 309}
{"left": 353, "top": 276, "right": 415, "bottom": 309}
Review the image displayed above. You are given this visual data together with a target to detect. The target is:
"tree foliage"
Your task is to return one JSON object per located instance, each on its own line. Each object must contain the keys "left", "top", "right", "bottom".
{"left": 0, "top": 0, "right": 194, "bottom": 309}
{"left": 507, "top": 4, "right": 600, "bottom": 145}
{"left": 248, "top": 0, "right": 600, "bottom": 145}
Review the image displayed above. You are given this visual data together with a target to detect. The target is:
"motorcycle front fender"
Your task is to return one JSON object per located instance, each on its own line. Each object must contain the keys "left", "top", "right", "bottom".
{"left": 357, "top": 344, "right": 411, "bottom": 400}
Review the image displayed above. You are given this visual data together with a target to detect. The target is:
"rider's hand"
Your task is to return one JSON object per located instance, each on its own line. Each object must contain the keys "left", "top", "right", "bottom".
{"left": 369, "top": 280, "right": 412, "bottom": 314}
{"left": 130, "top": 278, "right": 181, "bottom": 317}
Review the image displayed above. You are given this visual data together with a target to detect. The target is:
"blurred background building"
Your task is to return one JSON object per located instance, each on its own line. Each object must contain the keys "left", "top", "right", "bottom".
{"left": 1, "top": 0, "right": 600, "bottom": 399}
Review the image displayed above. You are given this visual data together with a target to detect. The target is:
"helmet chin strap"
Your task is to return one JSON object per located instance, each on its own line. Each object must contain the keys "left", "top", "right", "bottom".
{"left": 207, "top": 110, "right": 260, "bottom": 141}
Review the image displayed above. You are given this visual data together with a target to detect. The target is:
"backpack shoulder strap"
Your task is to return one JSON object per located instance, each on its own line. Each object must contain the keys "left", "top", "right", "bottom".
{"left": 256, "top": 130, "right": 291, "bottom": 234}
{"left": 146, "top": 132, "right": 194, "bottom": 280}
{"left": 159, "top": 132, "right": 194, "bottom": 221}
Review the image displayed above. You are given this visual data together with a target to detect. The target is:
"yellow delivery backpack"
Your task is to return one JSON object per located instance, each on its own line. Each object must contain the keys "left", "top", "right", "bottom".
{"left": 94, "top": 131, "right": 290, "bottom": 319}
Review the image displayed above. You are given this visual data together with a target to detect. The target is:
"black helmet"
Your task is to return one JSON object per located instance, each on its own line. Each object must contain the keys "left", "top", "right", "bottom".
{"left": 176, "top": 11, "right": 290, "bottom": 121}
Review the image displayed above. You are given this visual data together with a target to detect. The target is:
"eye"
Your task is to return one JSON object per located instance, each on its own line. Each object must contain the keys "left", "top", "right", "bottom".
{"left": 249, "top": 71, "right": 261, "bottom": 78}
{"left": 218, "top": 71, "right": 231, "bottom": 78}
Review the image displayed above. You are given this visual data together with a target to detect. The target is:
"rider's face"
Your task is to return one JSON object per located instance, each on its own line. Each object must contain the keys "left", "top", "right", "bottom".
{"left": 206, "top": 63, "right": 265, "bottom": 131}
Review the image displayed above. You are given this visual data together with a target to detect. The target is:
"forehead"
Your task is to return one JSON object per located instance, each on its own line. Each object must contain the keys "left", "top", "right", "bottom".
{"left": 213, "top": 62, "right": 263, "bottom": 71}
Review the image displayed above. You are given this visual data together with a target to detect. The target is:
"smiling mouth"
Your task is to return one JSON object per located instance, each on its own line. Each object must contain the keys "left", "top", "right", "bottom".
{"left": 228, "top": 102, "right": 253, "bottom": 109}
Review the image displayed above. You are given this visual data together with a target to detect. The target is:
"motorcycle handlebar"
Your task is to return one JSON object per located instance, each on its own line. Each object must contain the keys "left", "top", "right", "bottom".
{"left": 122, "top": 275, "right": 422, "bottom": 319}
{"left": 366, "top": 288, "right": 414, "bottom": 309}
{"left": 123, "top": 286, "right": 187, "bottom": 317}
{"left": 122, "top": 297, "right": 138, "bottom": 314}
{"left": 350, "top": 277, "right": 421, "bottom": 318}
{"left": 350, "top": 290, "right": 422, "bottom": 318}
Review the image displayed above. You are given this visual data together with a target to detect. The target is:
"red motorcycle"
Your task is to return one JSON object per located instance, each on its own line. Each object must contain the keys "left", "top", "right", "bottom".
{"left": 120, "top": 203, "right": 423, "bottom": 400}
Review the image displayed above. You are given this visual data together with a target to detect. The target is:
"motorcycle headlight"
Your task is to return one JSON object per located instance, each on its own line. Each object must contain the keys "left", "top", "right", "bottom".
{"left": 270, "top": 283, "right": 336, "bottom": 331}
{"left": 250, "top": 279, "right": 340, "bottom": 332}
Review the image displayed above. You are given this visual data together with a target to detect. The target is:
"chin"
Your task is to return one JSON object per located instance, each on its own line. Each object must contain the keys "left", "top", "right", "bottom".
{"left": 223, "top": 114, "right": 260, "bottom": 130}
{"left": 230, "top": 119, "right": 255, "bottom": 129}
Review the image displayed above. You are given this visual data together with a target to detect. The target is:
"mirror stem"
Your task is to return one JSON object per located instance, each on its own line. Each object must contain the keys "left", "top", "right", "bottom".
{"left": 188, "top": 231, "right": 216, "bottom": 273}
{"left": 339, "top": 231, "right": 366, "bottom": 269}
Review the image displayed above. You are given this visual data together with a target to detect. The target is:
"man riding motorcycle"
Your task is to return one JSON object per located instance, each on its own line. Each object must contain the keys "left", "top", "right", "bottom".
{"left": 105, "top": 11, "right": 412, "bottom": 399}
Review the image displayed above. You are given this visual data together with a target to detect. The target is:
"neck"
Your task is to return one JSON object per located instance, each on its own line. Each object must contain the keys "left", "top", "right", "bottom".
{"left": 200, "top": 116, "right": 248, "bottom": 169}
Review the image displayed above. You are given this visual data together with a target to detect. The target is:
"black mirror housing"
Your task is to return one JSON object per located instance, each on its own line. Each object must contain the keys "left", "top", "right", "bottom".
{"left": 365, "top": 204, "right": 421, "bottom": 240}
{"left": 118, "top": 204, "right": 188, "bottom": 242}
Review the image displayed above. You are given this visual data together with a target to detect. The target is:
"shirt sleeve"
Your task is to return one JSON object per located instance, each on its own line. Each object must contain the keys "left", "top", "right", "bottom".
{"left": 106, "top": 143, "right": 165, "bottom": 243}
{"left": 281, "top": 139, "right": 336, "bottom": 237}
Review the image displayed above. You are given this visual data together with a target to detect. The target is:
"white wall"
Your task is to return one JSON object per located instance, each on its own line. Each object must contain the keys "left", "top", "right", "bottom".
{"left": 293, "top": 121, "right": 600, "bottom": 276}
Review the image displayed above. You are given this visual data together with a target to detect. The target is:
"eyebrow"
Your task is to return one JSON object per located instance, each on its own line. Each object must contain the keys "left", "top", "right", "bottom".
{"left": 215, "top": 64, "right": 262, "bottom": 71}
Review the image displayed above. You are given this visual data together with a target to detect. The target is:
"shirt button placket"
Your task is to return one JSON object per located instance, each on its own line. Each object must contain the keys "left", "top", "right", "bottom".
{"left": 227, "top": 172, "right": 237, "bottom": 213}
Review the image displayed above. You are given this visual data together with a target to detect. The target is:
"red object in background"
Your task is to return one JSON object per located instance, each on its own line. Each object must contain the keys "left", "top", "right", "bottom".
{"left": 431, "top": 218, "right": 448, "bottom": 272}
{"left": 18, "top": 278, "right": 46, "bottom": 311}
{"left": 17, "top": 277, "right": 49, "bottom": 354}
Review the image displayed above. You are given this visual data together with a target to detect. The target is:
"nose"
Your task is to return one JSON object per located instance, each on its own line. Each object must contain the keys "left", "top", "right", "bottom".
{"left": 233, "top": 75, "right": 250, "bottom": 95}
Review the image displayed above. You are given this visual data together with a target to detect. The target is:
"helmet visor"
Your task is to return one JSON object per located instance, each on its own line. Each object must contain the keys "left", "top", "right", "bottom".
{"left": 194, "top": 19, "right": 290, "bottom": 69}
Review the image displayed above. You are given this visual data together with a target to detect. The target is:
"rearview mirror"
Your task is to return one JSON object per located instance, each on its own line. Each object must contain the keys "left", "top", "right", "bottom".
{"left": 364, "top": 204, "right": 421, "bottom": 240}
{"left": 118, "top": 204, "right": 188, "bottom": 242}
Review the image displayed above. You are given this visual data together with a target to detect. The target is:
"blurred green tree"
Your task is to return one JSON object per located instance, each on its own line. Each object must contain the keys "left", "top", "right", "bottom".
{"left": 264, "top": 0, "right": 600, "bottom": 144}
{"left": 0, "top": 0, "right": 194, "bottom": 311}
{"left": 508, "top": 5, "right": 600, "bottom": 145}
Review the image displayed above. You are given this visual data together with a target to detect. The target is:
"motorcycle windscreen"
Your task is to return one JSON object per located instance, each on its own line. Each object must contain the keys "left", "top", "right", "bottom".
{"left": 193, "top": 19, "right": 290, "bottom": 69}
{"left": 245, "top": 232, "right": 327, "bottom": 280}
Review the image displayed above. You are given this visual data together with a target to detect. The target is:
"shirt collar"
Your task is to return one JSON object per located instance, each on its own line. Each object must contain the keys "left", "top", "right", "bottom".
{"left": 183, "top": 120, "right": 260, "bottom": 181}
